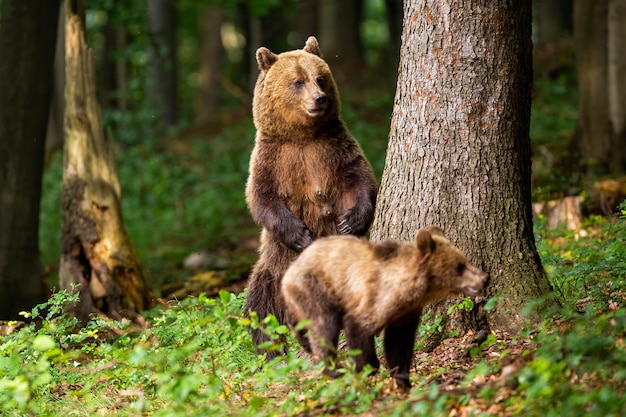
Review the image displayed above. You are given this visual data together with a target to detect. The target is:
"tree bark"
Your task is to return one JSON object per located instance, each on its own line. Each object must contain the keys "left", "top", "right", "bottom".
{"left": 0, "top": 0, "right": 60, "bottom": 319}
{"left": 60, "top": 1, "right": 151, "bottom": 325}
{"left": 573, "top": 0, "right": 626, "bottom": 177}
{"left": 147, "top": 0, "right": 178, "bottom": 129}
{"left": 371, "top": 0, "right": 552, "bottom": 337}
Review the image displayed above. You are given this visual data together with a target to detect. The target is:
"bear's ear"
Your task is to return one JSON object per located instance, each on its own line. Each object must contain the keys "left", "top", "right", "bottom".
{"left": 303, "top": 36, "right": 321, "bottom": 57}
{"left": 424, "top": 225, "right": 445, "bottom": 238}
{"left": 416, "top": 229, "right": 436, "bottom": 262}
{"left": 256, "top": 47, "right": 278, "bottom": 72}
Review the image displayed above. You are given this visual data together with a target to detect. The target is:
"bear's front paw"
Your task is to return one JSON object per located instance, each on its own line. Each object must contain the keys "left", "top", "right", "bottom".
{"left": 337, "top": 209, "right": 368, "bottom": 236}
{"left": 337, "top": 217, "right": 353, "bottom": 234}
{"left": 284, "top": 225, "right": 313, "bottom": 252}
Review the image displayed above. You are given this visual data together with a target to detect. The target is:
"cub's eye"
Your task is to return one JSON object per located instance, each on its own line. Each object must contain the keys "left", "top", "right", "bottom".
{"left": 294, "top": 80, "right": 304, "bottom": 88}
{"left": 316, "top": 76, "right": 325, "bottom": 85}
{"left": 456, "top": 263, "right": 466, "bottom": 275}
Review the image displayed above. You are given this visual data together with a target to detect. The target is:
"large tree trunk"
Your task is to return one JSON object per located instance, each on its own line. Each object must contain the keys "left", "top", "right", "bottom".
{"left": 371, "top": 0, "right": 552, "bottom": 337}
{"left": 573, "top": 0, "right": 626, "bottom": 178}
{"left": 0, "top": 0, "right": 60, "bottom": 319}
{"left": 147, "top": 0, "right": 178, "bottom": 129}
{"left": 60, "top": 1, "right": 151, "bottom": 325}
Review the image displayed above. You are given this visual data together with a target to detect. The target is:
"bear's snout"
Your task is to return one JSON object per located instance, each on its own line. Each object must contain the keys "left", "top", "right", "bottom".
{"left": 314, "top": 93, "right": 327, "bottom": 105}
{"left": 461, "top": 266, "right": 489, "bottom": 297}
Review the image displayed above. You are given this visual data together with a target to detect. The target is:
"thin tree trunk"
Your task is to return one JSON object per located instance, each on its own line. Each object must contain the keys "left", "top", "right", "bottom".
{"left": 45, "top": 1, "right": 66, "bottom": 166}
{"left": 147, "top": 0, "right": 178, "bottom": 128}
{"left": 318, "top": 0, "right": 364, "bottom": 83}
{"left": 607, "top": 0, "right": 626, "bottom": 173}
{"left": 384, "top": 0, "right": 403, "bottom": 77}
{"left": 0, "top": 0, "right": 60, "bottom": 319}
{"left": 196, "top": 5, "right": 224, "bottom": 124}
{"left": 371, "top": 0, "right": 552, "bottom": 337}
{"left": 297, "top": 0, "right": 319, "bottom": 43}
{"left": 533, "top": 0, "right": 573, "bottom": 42}
{"left": 573, "top": 0, "right": 611, "bottom": 175}
{"left": 573, "top": 0, "right": 626, "bottom": 177}
{"left": 60, "top": 0, "right": 151, "bottom": 325}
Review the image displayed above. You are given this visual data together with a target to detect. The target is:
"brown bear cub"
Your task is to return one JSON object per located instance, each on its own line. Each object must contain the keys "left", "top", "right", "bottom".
{"left": 281, "top": 226, "right": 489, "bottom": 390}
{"left": 244, "top": 36, "right": 377, "bottom": 356}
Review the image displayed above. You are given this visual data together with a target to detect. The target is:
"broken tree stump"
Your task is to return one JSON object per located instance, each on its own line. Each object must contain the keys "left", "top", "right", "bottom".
{"left": 59, "top": 1, "right": 151, "bottom": 325}
{"left": 532, "top": 196, "right": 583, "bottom": 230}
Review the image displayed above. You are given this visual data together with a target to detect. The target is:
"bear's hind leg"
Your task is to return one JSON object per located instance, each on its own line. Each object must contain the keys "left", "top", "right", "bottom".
{"left": 244, "top": 267, "right": 286, "bottom": 359}
{"left": 383, "top": 312, "right": 420, "bottom": 391}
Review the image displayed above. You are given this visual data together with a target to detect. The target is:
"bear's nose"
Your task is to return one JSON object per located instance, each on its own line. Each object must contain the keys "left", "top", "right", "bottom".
{"left": 314, "top": 94, "right": 327, "bottom": 105}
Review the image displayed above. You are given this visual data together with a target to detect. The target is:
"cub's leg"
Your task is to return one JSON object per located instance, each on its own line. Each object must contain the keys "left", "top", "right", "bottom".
{"left": 343, "top": 315, "right": 380, "bottom": 372}
{"left": 309, "top": 312, "right": 342, "bottom": 377}
{"left": 383, "top": 312, "right": 421, "bottom": 391}
{"left": 285, "top": 310, "right": 312, "bottom": 353}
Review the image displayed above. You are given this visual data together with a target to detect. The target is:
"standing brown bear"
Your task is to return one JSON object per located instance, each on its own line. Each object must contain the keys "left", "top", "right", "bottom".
{"left": 281, "top": 226, "right": 489, "bottom": 391}
{"left": 244, "top": 36, "right": 378, "bottom": 355}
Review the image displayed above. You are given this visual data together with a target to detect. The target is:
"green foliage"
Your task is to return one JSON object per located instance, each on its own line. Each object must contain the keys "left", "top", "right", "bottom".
{"left": 518, "top": 204, "right": 626, "bottom": 416}
{"left": 0, "top": 291, "right": 387, "bottom": 416}
{"left": 514, "top": 308, "right": 626, "bottom": 417}
{"left": 536, "top": 206, "right": 626, "bottom": 311}
{"left": 0, "top": 291, "right": 80, "bottom": 415}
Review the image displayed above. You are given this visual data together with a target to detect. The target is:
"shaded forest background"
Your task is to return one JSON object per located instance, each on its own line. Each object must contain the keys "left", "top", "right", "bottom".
{"left": 27, "top": 0, "right": 624, "bottom": 296}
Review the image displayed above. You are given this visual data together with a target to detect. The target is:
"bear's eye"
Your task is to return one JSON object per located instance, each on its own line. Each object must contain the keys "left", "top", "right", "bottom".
{"left": 316, "top": 76, "right": 325, "bottom": 85}
{"left": 294, "top": 80, "right": 304, "bottom": 88}
{"left": 456, "top": 263, "right": 466, "bottom": 275}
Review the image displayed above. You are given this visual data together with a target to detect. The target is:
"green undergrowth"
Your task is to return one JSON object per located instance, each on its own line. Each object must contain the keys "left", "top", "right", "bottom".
{"left": 4, "top": 204, "right": 626, "bottom": 416}
{"left": 0, "top": 291, "right": 392, "bottom": 416}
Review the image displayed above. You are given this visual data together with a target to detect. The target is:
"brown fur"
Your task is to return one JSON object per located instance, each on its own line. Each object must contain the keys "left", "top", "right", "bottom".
{"left": 244, "top": 36, "right": 377, "bottom": 356}
{"left": 281, "top": 226, "right": 489, "bottom": 390}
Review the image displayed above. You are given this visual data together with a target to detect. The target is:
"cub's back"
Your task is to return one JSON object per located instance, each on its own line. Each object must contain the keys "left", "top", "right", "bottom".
{"left": 283, "top": 235, "right": 388, "bottom": 312}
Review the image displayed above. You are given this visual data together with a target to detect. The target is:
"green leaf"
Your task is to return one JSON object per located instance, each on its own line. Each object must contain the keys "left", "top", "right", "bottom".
{"left": 32, "top": 335, "right": 56, "bottom": 352}
{"left": 484, "top": 296, "right": 502, "bottom": 311}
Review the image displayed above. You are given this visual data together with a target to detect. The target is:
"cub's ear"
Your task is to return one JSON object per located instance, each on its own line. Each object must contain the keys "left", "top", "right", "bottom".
{"left": 416, "top": 229, "right": 436, "bottom": 262}
{"left": 303, "top": 36, "right": 321, "bottom": 56}
{"left": 424, "top": 225, "right": 445, "bottom": 238}
{"left": 256, "top": 47, "right": 278, "bottom": 72}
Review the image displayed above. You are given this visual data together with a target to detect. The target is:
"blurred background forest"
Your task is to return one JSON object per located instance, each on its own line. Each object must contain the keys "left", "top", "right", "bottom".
{"left": 30, "top": 0, "right": 623, "bottom": 295}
